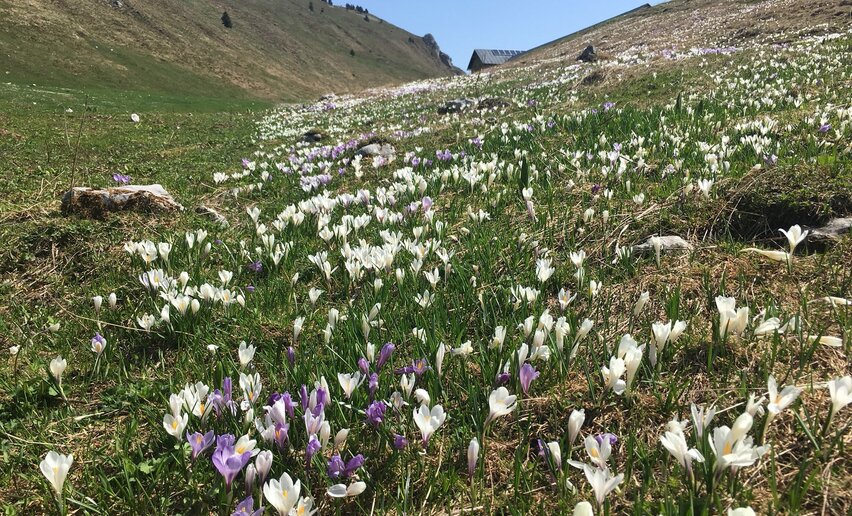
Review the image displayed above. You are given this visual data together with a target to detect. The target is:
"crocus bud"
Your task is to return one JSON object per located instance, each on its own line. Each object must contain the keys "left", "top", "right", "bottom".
{"left": 568, "top": 409, "right": 585, "bottom": 447}
{"left": 357, "top": 358, "right": 369, "bottom": 375}
{"left": 92, "top": 295, "right": 103, "bottom": 314}
{"left": 286, "top": 346, "right": 296, "bottom": 367}
{"left": 255, "top": 450, "right": 272, "bottom": 485}
{"left": 108, "top": 292, "right": 117, "bottom": 310}
{"left": 334, "top": 428, "right": 350, "bottom": 450}
{"left": 319, "top": 421, "right": 331, "bottom": 448}
{"left": 633, "top": 291, "right": 650, "bottom": 317}
{"left": 573, "top": 501, "right": 594, "bottom": 516}
{"left": 467, "top": 438, "right": 479, "bottom": 478}
{"left": 244, "top": 463, "right": 257, "bottom": 493}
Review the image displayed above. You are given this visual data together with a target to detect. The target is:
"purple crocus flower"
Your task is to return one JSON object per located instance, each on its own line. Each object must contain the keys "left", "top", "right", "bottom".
{"left": 595, "top": 433, "right": 618, "bottom": 446}
{"left": 273, "top": 422, "right": 289, "bottom": 451}
{"left": 393, "top": 434, "right": 408, "bottom": 449}
{"left": 357, "top": 357, "right": 370, "bottom": 375}
{"left": 819, "top": 123, "right": 831, "bottom": 133}
{"left": 287, "top": 347, "right": 296, "bottom": 367}
{"left": 280, "top": 392, "right": 296, "bottom": 419}
{"left": 421, "top": 196, "right": 433, "bottom": 212}
{"left": 212, "top": 377, "right": 237, "bottom": 416}
{"left": 412, "top": 359, "right": 431, "bottom": 377}
{"left": 315, "top": 388, "right": 328, "bottom": 409}
{"left": 305, "top": 435, "right": 321, "bottom": 464}
{"left": 247, "top": 261, "right": 263, "bottom": 273}
{"left": 327, "top": 454, "right": 345, "bottom": 479}
{"left": 246, "top": 285, "right": 256, "bottom": 294}
{"left": 376, "top": 343, "right": 395, "bottom": 371}
{"left": 91, "top": 333, "right": 106, "bottom": 349}
{"left": 211, "top": 434, "right": 251, "bottom": 489}
{"left": 602, "top": 101, "right": 615, "bottom": 111}
{"left": 368, "top": 373, "right": 379, "bottom": 399}
{"left": 231, "top": 495, "right": 264, "bottom": 516}
{"left": 187, "top": 430, "right": 215, "bottom": 459}
{"left": 591, "top": 183, "right": 602, "bottom": 194}
{"left": 519, "top": 363, "right": 540, "bottom": 395}
{"left": 494, "top": 371, "right": 510, "bottom": 387}
{"left": 300, "top": 385, "right": 309, "bottom": 411}
{"left": 365, "top": 400, "right": 387, "bottom": 427}
{"left": 344, "top": 454, "right": 366, "bottom": 477}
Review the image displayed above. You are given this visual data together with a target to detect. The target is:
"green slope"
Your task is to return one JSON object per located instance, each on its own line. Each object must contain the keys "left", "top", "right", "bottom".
{"left": 0, "top": 0, "right": 460, "bottom": 102}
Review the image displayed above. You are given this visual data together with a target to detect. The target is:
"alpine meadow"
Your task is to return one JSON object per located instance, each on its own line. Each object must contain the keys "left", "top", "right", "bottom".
{"left": 0, "top": 0, "right": 850, "bottom": 515}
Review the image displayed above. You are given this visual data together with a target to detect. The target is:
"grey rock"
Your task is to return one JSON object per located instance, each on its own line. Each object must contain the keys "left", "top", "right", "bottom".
{"left": 61, "top": 184, "right": 183, "bottom": 218}
{"left": 633, "top": 235, "right": 694, "bottom": 255}
{"left": 357, "top": 143, "right": 396, "bottom": 159}
{"left": 477, "top": 97, "right": 511, "bottom": 110}
{"left": 196, "top": 205, "right": 229, "bottom": 228}
{"left": 809, "top": 217, "right": 852, "bottom": 242}
{"left": 438, "top": 98, "right": 475, "bottom": 115}
{"left": 302, "top": 130, "right": 326, "bottom": 142}
{"left": 577, "top": 45, "right": 598, "bottom": 63}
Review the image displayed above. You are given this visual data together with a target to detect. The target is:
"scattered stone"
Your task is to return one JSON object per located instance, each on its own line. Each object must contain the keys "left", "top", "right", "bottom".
{"left": 196, "top": 205, "right": 229, "bottom": 228}
{"left": 633, "top": 235, "right": 694, "bottom": 255}
{"left": 357, "top": 143, "right": 396, "bottom": 159}
{"left": 438, "top": 98, "right": 475, "bottom": 115}
{"left": 577, "top": 45, "right": 599, "bottom": 63}
{"left": 301, "top": 129, "right": 326, "bottom": 142}
{"left": 477, "top": 97, "right": 511, "bottom": 110}
{"left": 61, "top": 184, "right": 183, "bottom": 218}
{"left": 809, "top": 217, "right": 852, "bottom": 243}
{"left": 318, "top": 93, "right": 336, "bottom": 101}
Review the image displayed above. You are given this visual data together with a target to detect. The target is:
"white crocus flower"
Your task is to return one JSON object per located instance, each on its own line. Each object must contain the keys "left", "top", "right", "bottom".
{"left": 237, "top": 341, "right": 256, "bottom": 369}
{"left": 327, "top": 481, "right": 366, "bottom": 498}
{"left": 582, "top": 464, "right": 623, "bottom": 507}
{"left": 828, "top": 376, "right": 852, "bottom": 425}
{"left": 601, "top": 356, "right": 626, "bottom": 395}
{"left": 50, "top": 356, "right": 67, "bottom": 384}
{"left": 486, "top": 387, "right": 517, "bottom": 425}
{"left": 40, "top": 451, "right": 74, "bottom": 496}
{"left": 413, "top": 404, "right": 446, "bottom": 445}
{"left": 264, "top": 472, "right": 301, "bottom": 515}
{"left": 337, "top": 372, "right": 363, "bottom": 399}
{"left": 660, "top": 428, "right": 704, "bottom": 472}
{"left": 779, "top": 224, "right": 808, "bottom": 254}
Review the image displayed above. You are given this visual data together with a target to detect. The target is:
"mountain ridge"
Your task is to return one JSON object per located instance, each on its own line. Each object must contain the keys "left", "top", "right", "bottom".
{"left": 0, "top": 0, "right": 462, "bottom": 102}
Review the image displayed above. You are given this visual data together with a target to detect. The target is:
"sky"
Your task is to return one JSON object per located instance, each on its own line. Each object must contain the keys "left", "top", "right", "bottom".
{"left": 351, "top": 1, "right": 666, "bottom": 70}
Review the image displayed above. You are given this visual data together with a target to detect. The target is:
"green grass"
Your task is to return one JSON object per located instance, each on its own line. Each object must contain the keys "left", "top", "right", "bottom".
{"left": 0, "top": 24, "right": 851, "bottom": 516}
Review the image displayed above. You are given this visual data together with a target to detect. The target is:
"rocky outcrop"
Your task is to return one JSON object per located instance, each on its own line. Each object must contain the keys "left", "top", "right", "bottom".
{"left": 61, "top": 184, "right": 183, "bottom": 218}
{"left": 577, "top": 45, "right": 599, "bottom": 62}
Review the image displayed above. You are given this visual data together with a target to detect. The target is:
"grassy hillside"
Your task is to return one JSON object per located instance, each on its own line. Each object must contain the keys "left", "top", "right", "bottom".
{"left": 0, "top": 0, "right": 850, "bottom": 514}
{"left": 0, "top": 0, "right": 460, "bottom": 102}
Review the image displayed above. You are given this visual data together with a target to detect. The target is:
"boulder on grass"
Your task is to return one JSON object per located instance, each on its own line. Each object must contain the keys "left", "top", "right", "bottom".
{"left": 577, "top": 45, "right": 598, "bottom": 63}
{"left": 357, "top": 143, "right": 396, "bottom": 159}
{"left": 809, "top": 217, "right": 852, "bottom": 244}
{"left": 438, "top": 99, "right": 475, "bottom": 115}
{"left": 61, "top": 184, "right": 183, "bottom": 218}
{"left": 633, "top": 235, "right": 694, "bottom": 255}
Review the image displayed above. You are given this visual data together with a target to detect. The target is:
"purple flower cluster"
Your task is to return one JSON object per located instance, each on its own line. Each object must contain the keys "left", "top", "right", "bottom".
{"left": 112, "top": 173, "right": 132, "bottom": 184}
